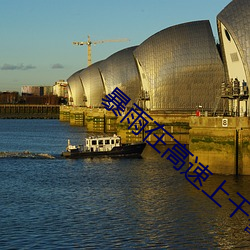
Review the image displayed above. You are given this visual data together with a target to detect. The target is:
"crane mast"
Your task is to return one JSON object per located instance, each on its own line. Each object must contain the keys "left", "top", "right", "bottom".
{"left": 73, "top": 35, "right": 129, "bottom": 66}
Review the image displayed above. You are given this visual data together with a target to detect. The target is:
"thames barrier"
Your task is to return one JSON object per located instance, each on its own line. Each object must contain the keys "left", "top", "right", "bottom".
{"left": 61, "top": 0, "right": 250, "bottom": 175}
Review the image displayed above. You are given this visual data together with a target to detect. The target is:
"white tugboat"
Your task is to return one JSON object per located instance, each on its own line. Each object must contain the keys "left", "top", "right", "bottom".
{"left": 62, "top": 134, "right": 146, "bottom": 158}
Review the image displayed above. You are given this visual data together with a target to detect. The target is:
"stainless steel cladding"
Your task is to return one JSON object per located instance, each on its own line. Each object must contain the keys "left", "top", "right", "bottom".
{"left": 98, "top": 46, "right": 141, "bottom": 107}
{"left": 217, "top": 0, "right": 250, "bottom": 83}
{"left": 217, "top": 0, "right": 250, "bottom": 115}
{"left": 79, "top": 61, "right": 105, "bottom": 108}
{"left": 133, "top": 20, "right": 225, "bottom": 112}
{"left": 67, "top": 69, "right": 85, "bottom": 106}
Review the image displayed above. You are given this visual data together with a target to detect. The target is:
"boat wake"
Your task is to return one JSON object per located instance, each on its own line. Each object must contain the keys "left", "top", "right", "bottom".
{"left": 0, "top": 151, "right": 55, "bottom": 159}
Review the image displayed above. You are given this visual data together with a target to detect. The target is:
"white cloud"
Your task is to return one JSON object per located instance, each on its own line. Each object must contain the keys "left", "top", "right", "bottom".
{"left": 1, "top": 63, "right": 36, "bottom": 70}
{"left": 51, "top": 63, "right": 64, "bottom": 69}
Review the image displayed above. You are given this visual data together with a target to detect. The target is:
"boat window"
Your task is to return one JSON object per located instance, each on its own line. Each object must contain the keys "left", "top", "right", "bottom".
{"left": 92, "top": 140, "right": 97, "bottom": 145}
{"left": 111, "top": 140, "right": 114, "bottom": 144}
{"left": 98, "top": 140, "right": 103, "bottom": 145}
{"left": 116, "top": 139, "right": 120, "bottom": 144}
{"left": 105, "top": 140, "right": 110, "bottom": 144}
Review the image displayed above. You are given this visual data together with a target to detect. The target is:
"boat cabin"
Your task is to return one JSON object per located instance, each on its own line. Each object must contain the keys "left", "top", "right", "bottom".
{"left": 85, "top": 135, "right": 121, "bottom": 152}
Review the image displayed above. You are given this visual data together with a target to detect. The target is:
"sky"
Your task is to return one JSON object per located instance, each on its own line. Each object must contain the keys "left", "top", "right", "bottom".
{"left": 0, "top": 0, "right": 232, "bottom": 92}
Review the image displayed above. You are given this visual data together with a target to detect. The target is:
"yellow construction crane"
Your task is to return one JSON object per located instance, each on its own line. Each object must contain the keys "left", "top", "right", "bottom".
{"left": 73, "top": 35, "right": 129, "bottom": 66}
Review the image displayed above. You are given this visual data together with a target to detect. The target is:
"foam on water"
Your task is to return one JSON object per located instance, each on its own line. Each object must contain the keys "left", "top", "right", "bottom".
{"left": 0, "top": 151, "right": 55, "bottom": 159}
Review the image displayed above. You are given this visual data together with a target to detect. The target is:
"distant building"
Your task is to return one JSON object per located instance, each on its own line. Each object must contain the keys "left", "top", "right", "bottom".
{"left": 20, "top": 85, "right": 59, "bottom": 105}
{"left": 43, "top": 86, "right": 53, "bottom": 96}
{"left": 0, "top": 92, "right": 19, "bottom": 104}
{"left": 52, "top": 80, "right": 68, "bottom": 98}
{"left": 22, "top": 95, "right": 59, "bottom": 105}
{"left": 21, "top": 86, "right": 53, "bottom": 96}
{"left": 21, "top": 86, "right": 40, "bottom": 96}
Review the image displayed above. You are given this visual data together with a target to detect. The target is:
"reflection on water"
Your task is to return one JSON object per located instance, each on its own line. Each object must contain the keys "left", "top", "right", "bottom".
{"left": 0, "top": 120, "right": 250, "bottom": 249}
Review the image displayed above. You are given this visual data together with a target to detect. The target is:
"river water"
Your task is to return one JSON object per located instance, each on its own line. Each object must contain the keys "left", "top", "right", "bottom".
{"left": 0, "top": 119, "right": 250, "bottom": 249}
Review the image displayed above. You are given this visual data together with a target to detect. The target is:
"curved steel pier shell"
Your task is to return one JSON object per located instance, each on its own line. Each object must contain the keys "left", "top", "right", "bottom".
{"left": 217, "top": 0, "right": 250, "bottom": 115}
{"left": 133, "top": 20, "right": 225, "bottom": 112}
{"left": 67, "top": 69, "right": 85, "bottom": 106}
{"left": 79, "top": 61, "right": 105, "bottom": 108}
{"left": 99, "top": 46, "right": 141, "bottom": 107}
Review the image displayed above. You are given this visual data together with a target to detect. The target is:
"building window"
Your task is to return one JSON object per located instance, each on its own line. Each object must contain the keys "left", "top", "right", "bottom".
{"left": 224, "top": 29, "right": 231, "bottom": 42}
{"left": 230, "top": 52, "right": 239, "bottom": 62}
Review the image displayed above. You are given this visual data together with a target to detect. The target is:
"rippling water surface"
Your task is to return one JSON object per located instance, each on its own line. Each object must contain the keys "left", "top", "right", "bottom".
{"left": 0, "top": 119, "right": 250, "bottom": 249}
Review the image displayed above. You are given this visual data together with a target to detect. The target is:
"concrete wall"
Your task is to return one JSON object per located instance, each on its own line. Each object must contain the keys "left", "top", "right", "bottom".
{"left": 59, "top": 106, "right": 190, "bottom": 144}
{"left": 189, "top": 117, "right": 250, "bottom": 175}
{"left": 59, "top": 106, "right": 71, "bottom": 122}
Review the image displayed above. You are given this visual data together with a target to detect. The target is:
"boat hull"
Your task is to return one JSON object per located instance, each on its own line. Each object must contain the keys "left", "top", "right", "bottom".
{"left": 62, "top": 142, "right": 146, "bottom": 159}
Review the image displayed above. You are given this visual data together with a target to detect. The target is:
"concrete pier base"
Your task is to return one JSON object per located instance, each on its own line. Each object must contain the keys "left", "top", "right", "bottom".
{"left": 59, "top": 106, "right": 71, "bottom": 122}
{"left": 59, "top": 106, "right": 190, "bottom": 144}
{"left": 189, "top": 117, "right": 250, "bottom": 175}
{"left": 85, "top": 109, "right": 117, "bottom": 133}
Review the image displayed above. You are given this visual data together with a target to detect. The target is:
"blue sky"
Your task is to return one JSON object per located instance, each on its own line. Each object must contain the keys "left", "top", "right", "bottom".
{"left": 0, "top": 0, "right": 231, "bottom": 92}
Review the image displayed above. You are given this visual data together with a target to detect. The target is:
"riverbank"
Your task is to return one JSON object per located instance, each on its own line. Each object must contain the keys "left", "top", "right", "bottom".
{"left": 0, "top": 104, "right": 59, "bottom": 119}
